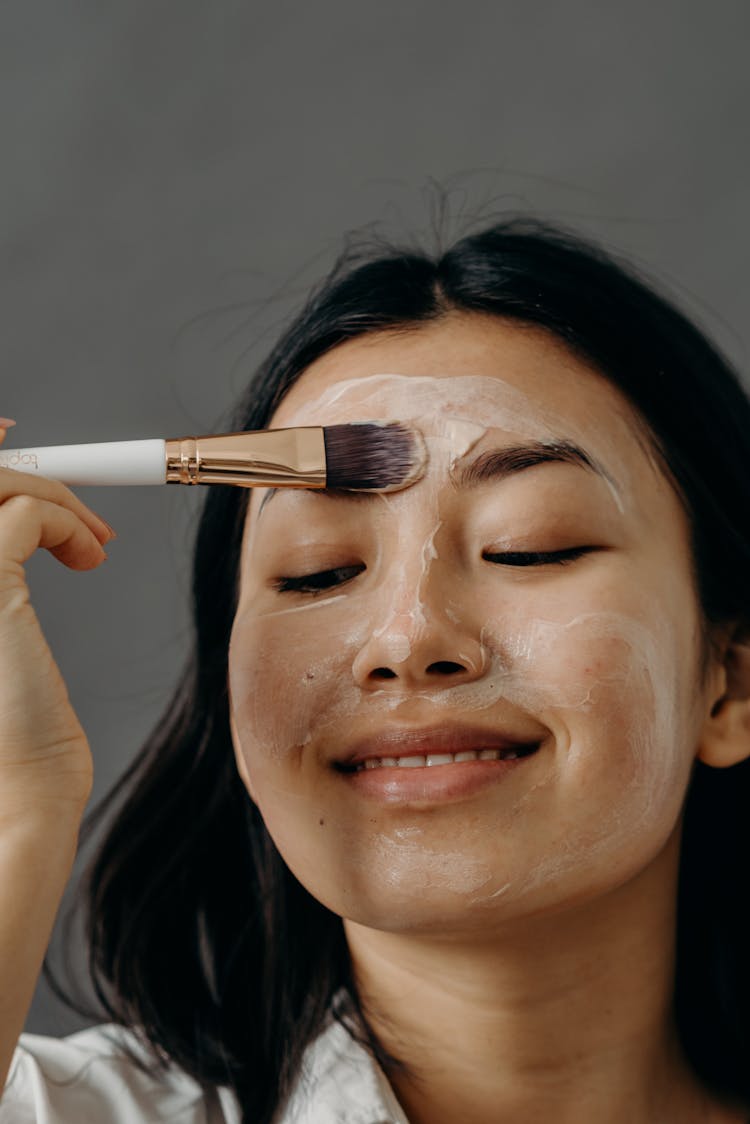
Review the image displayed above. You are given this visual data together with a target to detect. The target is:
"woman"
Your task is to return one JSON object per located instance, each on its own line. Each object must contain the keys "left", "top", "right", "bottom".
{"left": 1, "top": 217, "right": 749, "bottom": 1123}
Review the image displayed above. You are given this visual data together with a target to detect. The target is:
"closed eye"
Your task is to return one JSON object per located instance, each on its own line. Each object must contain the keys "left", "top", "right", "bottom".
{"left": 273, "top": 549, "right": 591, "bottom": 595}
{"left": 274, "top": 563, "right": 366, "bottom": 595}
{"left": 483, "top": 547, "right": 592, "bottom": 566}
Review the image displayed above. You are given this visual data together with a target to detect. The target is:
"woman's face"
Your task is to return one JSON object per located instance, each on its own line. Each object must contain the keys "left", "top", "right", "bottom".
{"left": 228, "top": 313, "right": 721, "bottom": 933}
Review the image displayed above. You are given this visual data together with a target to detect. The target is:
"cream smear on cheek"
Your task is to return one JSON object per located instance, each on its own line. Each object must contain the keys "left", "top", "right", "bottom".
{"left": 228, "top": 375, "right": 694, "bottom": 910}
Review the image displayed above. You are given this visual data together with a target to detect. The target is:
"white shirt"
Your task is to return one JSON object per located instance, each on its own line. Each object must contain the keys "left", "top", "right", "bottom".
{"left": 1, "top": 1013, "right": 410, "bottom": 1123}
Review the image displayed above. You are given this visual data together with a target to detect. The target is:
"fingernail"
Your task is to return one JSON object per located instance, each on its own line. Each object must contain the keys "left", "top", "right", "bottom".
{"left": 95, "top": 517, "right": 117, "bottom": 540}
{"left": 0, "top": 418, "right": 16, "bottom": 428}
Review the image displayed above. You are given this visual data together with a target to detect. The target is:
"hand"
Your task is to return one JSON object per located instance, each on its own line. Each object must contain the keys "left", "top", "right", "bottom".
{"left": 0, "top": 421, "right": 115, "bottom": 826}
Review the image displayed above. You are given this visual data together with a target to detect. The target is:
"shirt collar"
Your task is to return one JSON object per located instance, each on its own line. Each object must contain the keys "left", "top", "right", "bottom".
{"left": 280, "top": 1002, "right": 409, "bottom": 1124}
{"left": 214, "top": 992, "right": 410, "bottom": 1124}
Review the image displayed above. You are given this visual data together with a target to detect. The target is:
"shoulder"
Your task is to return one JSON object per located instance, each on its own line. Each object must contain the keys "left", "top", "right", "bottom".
{"left": 1, "top": 1023, "right": 238, "bottom": 1123}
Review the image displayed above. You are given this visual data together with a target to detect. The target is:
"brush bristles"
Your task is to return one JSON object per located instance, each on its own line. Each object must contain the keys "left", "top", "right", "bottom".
{"left": 323, "top": 422, "right": 427, "bottom": 491}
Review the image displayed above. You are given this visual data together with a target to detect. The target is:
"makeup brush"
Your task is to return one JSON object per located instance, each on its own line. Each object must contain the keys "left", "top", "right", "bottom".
{"left": 0, "top": 423, "right": 427, "bottom": 492}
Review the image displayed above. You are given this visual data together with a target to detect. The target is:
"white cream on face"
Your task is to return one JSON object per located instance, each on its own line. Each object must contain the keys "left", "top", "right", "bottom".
{"left": 227, "top": 370, "right": 704, "bottom": 927}
{"left": 231, "top": 373, "right": 641, "bottom": 741}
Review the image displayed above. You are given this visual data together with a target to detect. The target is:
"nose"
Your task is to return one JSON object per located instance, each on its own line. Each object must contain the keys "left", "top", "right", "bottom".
{"left": 351, "top": 582, "right": 486, "bottom": 691}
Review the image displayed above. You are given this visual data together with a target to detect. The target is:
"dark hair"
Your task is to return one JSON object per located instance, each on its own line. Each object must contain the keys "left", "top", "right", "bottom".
{"left": 45, "top": 215, "right": 750, "bottom": 1121}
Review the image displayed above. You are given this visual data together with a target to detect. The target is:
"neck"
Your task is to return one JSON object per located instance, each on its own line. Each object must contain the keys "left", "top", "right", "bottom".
{"left": 343, "top": 826, "right": 743, "bottom": 1124}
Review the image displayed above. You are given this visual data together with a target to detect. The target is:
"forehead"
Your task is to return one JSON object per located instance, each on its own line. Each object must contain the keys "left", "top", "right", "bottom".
{"left": 239, "top": 315, "right": 694, "bottom": 580}
{"left": 263, "top": 316, "right": 655, "bottom": 497}
{"left": 270, "top": 314, "right": 640, "bottom": 435}
{"left": 241, "top": 315, "right": 677, "bottom": 538}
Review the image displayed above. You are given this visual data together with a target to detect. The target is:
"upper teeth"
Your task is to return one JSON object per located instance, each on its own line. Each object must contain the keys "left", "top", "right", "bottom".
{"left": 357, "top": 748, "right": 520, "bottom": 771}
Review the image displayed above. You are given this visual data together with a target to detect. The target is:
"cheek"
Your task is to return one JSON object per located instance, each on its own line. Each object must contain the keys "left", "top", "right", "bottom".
{"left": 227, "top": 597, "right": 368, "bottom": 765}
{"left": 479, "top": 603, "right": 697, "bottom": 885}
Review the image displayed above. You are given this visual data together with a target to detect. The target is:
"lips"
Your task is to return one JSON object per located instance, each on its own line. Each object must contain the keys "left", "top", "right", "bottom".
{"left": 334, "top": 723, "right": 543, "bottom": 772}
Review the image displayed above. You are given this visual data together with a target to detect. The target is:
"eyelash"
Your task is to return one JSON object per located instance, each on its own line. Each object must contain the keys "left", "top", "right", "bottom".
{"left": 274, "top": 549, "right": 591, "bottom": 595}
{"left": 482, "top": 547, "right": 591, "bottom": 567}
{"left": 274, "top": 564, "right": 366, "bottom": 595}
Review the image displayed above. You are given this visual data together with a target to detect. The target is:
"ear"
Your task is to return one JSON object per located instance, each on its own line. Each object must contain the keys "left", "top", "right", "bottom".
{"left": 697, "top": 627, "right": 750, "bottom": 769}
{"left": 228, "top": 679, "right": 258, "bottom": 803}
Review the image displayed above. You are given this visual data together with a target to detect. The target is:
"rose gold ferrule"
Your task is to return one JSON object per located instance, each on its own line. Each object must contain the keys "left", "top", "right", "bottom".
{"left": 164, "top": 428, "right": 327, "bottom": 487}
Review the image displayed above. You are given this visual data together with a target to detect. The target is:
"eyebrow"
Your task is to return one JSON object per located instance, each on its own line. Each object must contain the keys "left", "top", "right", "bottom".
{"left": 256, "top": 438, "right": 612, "bottom": 516}
{"left": 453, "top": 439, "right": 611, "bottom": 489}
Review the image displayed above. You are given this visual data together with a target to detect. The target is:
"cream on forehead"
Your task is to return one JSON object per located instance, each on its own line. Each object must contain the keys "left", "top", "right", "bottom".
{"left": 279, "top": 372, "right": 558, "bottom": 432}
{"left": 277, "top": 371, "right": 611, "bottom": 435}
{"left": 277, "top": 372, "right": 632, "bottom": 509}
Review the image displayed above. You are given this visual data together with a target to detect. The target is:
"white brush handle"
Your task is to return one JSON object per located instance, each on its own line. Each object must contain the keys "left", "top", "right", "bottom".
{"left": 0, "top": 439, "right": 167, "bottom": 485}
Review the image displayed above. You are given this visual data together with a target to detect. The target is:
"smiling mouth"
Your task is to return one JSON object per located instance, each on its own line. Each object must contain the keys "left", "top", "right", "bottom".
{"left": 336, "top": 744, "right": 540, "bottom": 773}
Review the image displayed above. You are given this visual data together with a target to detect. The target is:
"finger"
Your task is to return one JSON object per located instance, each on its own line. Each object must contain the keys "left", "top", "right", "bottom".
{"left": 0, "top": 466, "right": 114, "bottom": 545}
{"left": 0, "top": 494, "right": 107, "bottom": 574}
{"left": 0, "top": 420, "right": 16, "bottom": 449}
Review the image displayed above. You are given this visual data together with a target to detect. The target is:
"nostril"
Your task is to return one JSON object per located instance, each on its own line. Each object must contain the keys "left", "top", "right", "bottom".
{"left": 426, "top": 661, "right": 466, "bottom": 676}
{"left": 371, "top": 667, "right": 398, "bottom": 680}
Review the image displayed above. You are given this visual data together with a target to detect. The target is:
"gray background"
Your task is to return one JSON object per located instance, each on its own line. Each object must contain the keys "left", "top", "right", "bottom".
{"left": 2, "top": 0, "right": 747, "bottom": 1035}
